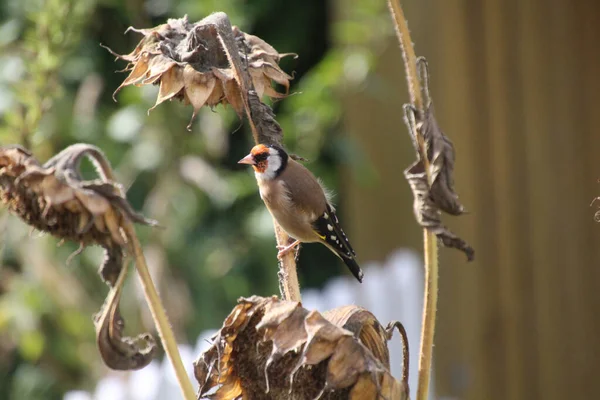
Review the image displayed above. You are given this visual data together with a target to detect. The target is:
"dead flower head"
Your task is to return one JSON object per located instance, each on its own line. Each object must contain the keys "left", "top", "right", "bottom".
{"left": 107, "top": 13, "right": 295, "bottom": 128}
{"left": 0, "top": 144, "right": 158, "bottom": 370}
{"left": 0, "top": 144, "right": 156, "bottom": 259}
{"left": 194, "top": 296, "right": 409, "bottom": 400}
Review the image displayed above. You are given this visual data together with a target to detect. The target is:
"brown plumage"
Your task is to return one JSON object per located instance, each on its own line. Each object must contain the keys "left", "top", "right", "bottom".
{"left": 239, "top": 144, "right": 364, "bottom": 282}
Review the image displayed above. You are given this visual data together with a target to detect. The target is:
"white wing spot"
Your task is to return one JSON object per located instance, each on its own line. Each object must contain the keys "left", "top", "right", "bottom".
{"left": 327, "top": 224, "right": 333, "bottom": 231}
{"left": 330, "top": 235, "right": 337, "bottom": 241}
{"left": 323, "top": 212, "right": 329, "bottom": 219}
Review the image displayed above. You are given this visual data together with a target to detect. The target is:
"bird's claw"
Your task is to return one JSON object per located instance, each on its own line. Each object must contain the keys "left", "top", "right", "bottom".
{"left": 276, "top": 240, "right": 300, "bottom": 259}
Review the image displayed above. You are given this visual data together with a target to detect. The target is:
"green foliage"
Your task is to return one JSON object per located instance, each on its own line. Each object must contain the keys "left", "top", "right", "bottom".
{"left": 0, "top": 0, "right": 388, "bottom": 397}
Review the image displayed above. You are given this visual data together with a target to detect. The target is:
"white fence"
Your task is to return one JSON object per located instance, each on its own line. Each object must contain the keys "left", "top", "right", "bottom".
{"left": 65, "top": 249, "right": 433, "bottom": 399}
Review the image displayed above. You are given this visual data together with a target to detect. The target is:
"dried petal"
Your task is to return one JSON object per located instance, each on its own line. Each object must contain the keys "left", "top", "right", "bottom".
{"left": 324, "top": 305, "right": 391, "bottom": 368}
{"left": 142, "top": 56, "right": 176, "bottom": 85}
{"left": 301, "top": 311, "right": 348, "bottom": 365}
{"left": 74, "top": 189, "right": 111, "bottom": 216}
{"left": 113, "top": 52, "right": 151, "bottom": 98}
{"left": 222, "top": 79, "right": 244, "bottom": 117}
{"left": 234, "top": 28, "right": 281, "bottom": 61}
{"left": 183, "top": 65, "right": 216, "bottom": 112}
{"left": 150, "top": 65, "right": 184, "bottom": 110}
{"left": 250, "top": 59, "right": 292, "bottom": 93}
{"left": 38, "top": 175, "right": 76, "bottom": 207}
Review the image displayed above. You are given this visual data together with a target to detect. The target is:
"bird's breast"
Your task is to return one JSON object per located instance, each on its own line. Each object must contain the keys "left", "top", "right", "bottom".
{"left": 257, "top": 179, "right": 318, "bottom": 242}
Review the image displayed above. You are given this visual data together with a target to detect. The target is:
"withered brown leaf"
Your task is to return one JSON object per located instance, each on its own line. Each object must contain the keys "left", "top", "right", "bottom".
{"left": 94, "top": 252, "right": 156, "bottom": 370}
{"left": 194, "top": 296, "right": 408, "bottom": 400}
{"left": 403, "top": 58, "right": 474, "bottom": 261}
{"left": 106, "top": 13, "right": 294, "bottom": 129}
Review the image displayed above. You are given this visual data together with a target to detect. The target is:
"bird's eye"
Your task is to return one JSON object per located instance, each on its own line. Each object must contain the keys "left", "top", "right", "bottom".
{"left": 254, "top": 153, "right": 268, "bottom": 162}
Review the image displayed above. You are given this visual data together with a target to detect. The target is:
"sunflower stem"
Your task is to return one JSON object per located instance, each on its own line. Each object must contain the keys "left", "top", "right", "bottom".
{"left": 273, "top": 222, "right": 302, "bottom": 301}
{"left": 123, "top": 221, "right": 196, "bottom": 400}
{"left": 387, "top": 1, "right": 439, "bottom": 399}
{"left": 208, "top": 11, "right": 302, "bottom": 302}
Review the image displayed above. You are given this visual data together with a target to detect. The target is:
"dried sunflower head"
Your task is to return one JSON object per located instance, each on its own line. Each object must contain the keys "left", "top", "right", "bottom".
{"left": 194, "top": 296, "right": 409, "bottom": 400}
{"left": 0, "top": 144, "right": 156, "bottom": 250}
{"left": 107, "top": 14, "right": 294, "bottom": 128}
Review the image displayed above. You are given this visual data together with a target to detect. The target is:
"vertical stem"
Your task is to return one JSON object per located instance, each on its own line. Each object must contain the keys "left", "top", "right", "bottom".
{"left": 214, "top": 9, "right": 302, "bottom": 301}
{"left": 387, "top": 0, "right": 423, "bottom": 110}
{"left": 417, "top": 229, "right": 438, "bottom": 399}
{"left": 274, "top": 222, "right": 301, "bottom": 302}
{"left": 387, "top": 1, "right": 440, "bottom": 399}
{"left": 123, "top": 221, "right": 196, "bottom": 400}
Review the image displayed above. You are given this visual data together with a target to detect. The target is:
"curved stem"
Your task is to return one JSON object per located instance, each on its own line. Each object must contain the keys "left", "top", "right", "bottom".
{"left": 123, "top": 221, "right": 196, "bottom": 400}
{"left": 387, "top": 1, "right": 440, "bottom": 399}
{"left": 386, "top": 320, "right": 411, "bottom": 389}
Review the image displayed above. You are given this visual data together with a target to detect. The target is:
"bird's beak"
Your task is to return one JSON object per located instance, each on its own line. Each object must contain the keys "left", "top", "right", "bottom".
{"left": 238, "top": 154, "right": 256, "bottom": 165}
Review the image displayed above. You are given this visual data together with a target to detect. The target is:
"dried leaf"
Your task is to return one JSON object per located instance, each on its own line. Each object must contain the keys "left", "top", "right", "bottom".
{"left": 194, "top": 296, "right": 408, "bottom": 400}
{"left": 94, "top": 253, "right": 156, "bottom": 370}
{"left": 100, "top": 245, "right": 124, "bottom": 286}
{"left": 107, "top": 13, "right": 293, "bottom": 124}
{"left": 402, "top": 58, "right": 474, "bottom": 260}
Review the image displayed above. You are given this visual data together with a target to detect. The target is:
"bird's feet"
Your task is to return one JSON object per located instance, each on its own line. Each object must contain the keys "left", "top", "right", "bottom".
{"left": 276, "top": 240, "right": 300, "bottom": 259}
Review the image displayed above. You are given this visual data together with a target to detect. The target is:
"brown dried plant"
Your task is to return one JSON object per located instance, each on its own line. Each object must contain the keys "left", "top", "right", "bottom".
{"left": 106, "top": 14, "right": 295, "bottom": 129}
{"left": 402, "top": 59, "right": 474, "bottom": 260}
{"left": 0, "top": 143, "right": 158, "bottom": 370}
{"left": 110, "top": 11, "right": 412, "bottom": 399}
{"left": 387, "top": 1, "right": 473, "bottom": 400}
{"left": 194, "top": 296, "right": 409, "bottom": 400}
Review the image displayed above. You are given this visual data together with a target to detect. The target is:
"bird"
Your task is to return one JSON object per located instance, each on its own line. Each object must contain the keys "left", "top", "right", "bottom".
{"left": 238, "top": 143, "right": 364, "bottom": 282}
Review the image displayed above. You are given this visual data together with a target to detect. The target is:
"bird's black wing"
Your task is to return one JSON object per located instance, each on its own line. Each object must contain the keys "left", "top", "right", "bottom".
{"left": 312, "top": 204, "right": 363, "bottom": 282}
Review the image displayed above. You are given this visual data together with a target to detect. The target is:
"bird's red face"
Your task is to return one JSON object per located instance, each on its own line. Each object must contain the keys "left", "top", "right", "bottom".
{"left": 238, "top": 144, "right": 271, "bottom": 174}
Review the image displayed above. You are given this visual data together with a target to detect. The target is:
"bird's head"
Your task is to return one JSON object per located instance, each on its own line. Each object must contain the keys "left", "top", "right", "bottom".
{"left": 238, "top": 144, "right": 288, "bottom": 180}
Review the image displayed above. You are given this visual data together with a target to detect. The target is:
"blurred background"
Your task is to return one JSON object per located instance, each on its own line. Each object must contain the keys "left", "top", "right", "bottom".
{"left": 0, "top": 0, "right": 599, "bottom": 399}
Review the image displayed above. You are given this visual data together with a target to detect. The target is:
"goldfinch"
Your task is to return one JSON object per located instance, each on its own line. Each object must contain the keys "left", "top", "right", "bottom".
{"left": 239, "top": 144, "right": 364, "bottom": 282}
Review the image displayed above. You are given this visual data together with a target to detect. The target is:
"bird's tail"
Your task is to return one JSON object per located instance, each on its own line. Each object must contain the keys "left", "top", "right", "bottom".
{"left": 342, "top": 256, "right": 364, "bottom": 283}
